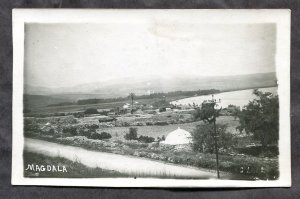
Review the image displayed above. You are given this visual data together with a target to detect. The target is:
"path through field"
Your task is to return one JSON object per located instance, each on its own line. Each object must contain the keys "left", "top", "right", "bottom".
{"left": 25, "top": 138, "right": 218, "bottom": 179}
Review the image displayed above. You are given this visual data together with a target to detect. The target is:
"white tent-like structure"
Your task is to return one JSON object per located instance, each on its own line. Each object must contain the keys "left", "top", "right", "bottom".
{"left": 161, "top": 127, "right": 192, "bottom": 145}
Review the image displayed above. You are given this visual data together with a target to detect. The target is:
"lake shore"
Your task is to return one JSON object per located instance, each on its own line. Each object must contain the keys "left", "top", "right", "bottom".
{"left": 171, "top": 87, "right": 277, "bottom": 108}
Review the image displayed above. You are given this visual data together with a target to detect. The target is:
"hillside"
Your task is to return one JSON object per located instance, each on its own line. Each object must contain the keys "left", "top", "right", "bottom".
{"left": 25, "top": 72, "right": 277, "bottom": 97}
{"left": 23, "top": 95, "right": 67, "bottom": 109}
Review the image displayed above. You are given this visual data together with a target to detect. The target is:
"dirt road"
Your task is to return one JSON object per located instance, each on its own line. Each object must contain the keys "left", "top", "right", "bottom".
{"left": 25, "top": 138, "right": 217, "bottom": 179}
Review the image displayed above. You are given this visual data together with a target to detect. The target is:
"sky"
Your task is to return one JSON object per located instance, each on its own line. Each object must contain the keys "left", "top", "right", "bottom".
{"left": 24, "top": 21, "right": 276, "bottom": 88}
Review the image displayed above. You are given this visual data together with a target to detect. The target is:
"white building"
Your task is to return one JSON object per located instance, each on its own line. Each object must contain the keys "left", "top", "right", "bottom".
{"left": 161, "top": 127, "right": 192, "bottom": 145}
{"left": 122, "top": 103, "right": 130, "bottom": 109}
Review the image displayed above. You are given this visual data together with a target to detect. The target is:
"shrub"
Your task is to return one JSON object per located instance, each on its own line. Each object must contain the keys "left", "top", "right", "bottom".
{"left": 41, "top": 126, "right": 56, "bottom": 136}
{"left": 146, "top": 121, "right": 153, "bottom": 126}
{"left": 62, "top": 125, "right": 78, "bottom": 136}
{"left": 73, "top": 112, "right": 84, "bottom": 118}
{"left": 226, "top": 104, "right": 240, "bottom": 119}
{"left": 126, "top": 140, "right": 141, "bottom": 149}
{"left": 134, "top": 122, "right": 145, "bottom": 126}
{"left": 90, "top": 132, "right": 112, "bottom": 140}
{"left": 124, "top": 127, "right": 138, "bottom": 140}
{"left": 84, "top": 108, "right": 99, "bottom": 114}
{"left": 78, "top": 128, "right": 92, "bottom": 138}
{"left": 98, "top": 117, "right": 115, "bottom": 123}
{"left": 100, "top": 132, "right": 112, "bottom": 139}
{"left": 156, "top": 135, "right": 166, "bottom": 142}
{"left": 159, "top": 107, "right": 166, "bottom": 112}
{"left": 192, "top": 124, "right": 236, "bottom": 153}
{"left": 85, "top": 124, "right": 99, "bottom": 130}
{"left": 138, "top": 135, "right": 155, "bottom": 143}
{"left": 153, "top": 121, "right": 168, "bottom": 126}
{"left": 146, "top": 110, "right": 157, "bottom": 115}
{"left": 98, "top": 110, "right": 109, "bottom": 116}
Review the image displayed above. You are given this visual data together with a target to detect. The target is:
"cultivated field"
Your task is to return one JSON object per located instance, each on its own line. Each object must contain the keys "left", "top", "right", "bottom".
{"left": 96, "top": 116, "right": 240, "bottom": 139}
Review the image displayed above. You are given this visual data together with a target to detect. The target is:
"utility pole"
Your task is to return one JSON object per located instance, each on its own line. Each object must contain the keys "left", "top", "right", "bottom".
{"left": 129, "top": 93, "right": 135, "bottom": 114}
{"left": 213, "top": 113, "right": 220, "bottom": 179}
{"left": 210, "top": 95, "right": 221, "bottom": 179}
{"left": 199, "top": 95, "right": 222, "bottom": 179}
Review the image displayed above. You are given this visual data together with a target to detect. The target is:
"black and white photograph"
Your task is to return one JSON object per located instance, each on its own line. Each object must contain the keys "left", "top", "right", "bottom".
{"left": 11, "top": 9, "right": 291, "bottom": 187}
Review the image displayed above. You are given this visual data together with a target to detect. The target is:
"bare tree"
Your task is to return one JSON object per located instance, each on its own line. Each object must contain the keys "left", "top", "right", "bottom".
{"left": 129, "top": 93, "right": 135, "bottom": 114}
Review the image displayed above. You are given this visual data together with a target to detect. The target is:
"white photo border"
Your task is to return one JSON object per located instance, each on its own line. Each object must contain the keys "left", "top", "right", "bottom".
{"left": 12, "top": 9, "right": 291, "bottom": 187}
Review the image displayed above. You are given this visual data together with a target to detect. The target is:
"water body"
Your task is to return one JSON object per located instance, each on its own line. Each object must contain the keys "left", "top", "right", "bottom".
{"left": 25, "top": 138, "right": 218, "bottom": 179}
{"left": 171, "top": 87, "right": 277, "bottom": 108}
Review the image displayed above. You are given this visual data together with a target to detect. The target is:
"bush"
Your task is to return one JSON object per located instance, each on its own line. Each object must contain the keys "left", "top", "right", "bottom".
{"left": 98, "top": 117, "right": 115, "bottom": 123}
{"left": 138, "top": 135, "right": 155, "bottom": 143}
{"left": 226, "top": 104, "right": 240, "bottom": 119}
{"left": 85, "top": 124, "right": 99, "bottom": 130}
{"left": 84, "top": 108, "right": 99, "bottom": 114}
{"left": 78, "top": 128, "right": 92, "bottom": 138}
{"left": 146, "top": 121, "right": 153, "bottom": 126}
{"left": 98, "top": 110, "right": 109, "bottom": 116}
{"left": 153, "top": 121, "right": 168, "bottom": 126}
{"left": 41, "top": 126, "right": 56, "bottom": 136}
{"left": 73, "top": 112, "right": 84, "bottom": 118}
{"left": 146, "top": 110, "right": 157, "bottom": 115}
{"left": 124, "top": 127, "right": 138, "bottom": 140}
{"left": 62, "top": 125, "right": 78, "bottom": 136}
{"left": 157, "top": 135, "right": 166, "bottom": 142}
{"left": 90, "top": 132, "right": 112, "bottom": 140}
{"left": 159, "top": 107, "right": 166, "bottom": 112}
{"left": 134, "top": 122, "right": 145, "bottom": 126}
{"left": 192, "top": 124, "right": 236, "bottom": 153}
{"left": 76, "top": 124, "right": 98, "bottom": 138}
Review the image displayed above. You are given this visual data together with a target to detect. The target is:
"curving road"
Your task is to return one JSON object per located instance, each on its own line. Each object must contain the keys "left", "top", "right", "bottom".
{"left": 25, "top": 138, "right": 218, "bottom": 179}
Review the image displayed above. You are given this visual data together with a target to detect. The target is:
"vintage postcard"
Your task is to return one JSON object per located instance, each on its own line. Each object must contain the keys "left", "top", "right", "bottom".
{"left": 12, "top": 9, "right": 291, "bottom": 187}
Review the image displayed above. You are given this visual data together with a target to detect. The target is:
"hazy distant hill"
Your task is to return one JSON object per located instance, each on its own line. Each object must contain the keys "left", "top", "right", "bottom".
{"left": 24, "top": 95, "right": 67, "bottom": 109}
{"left": 24, "top": 72, "right": 277, "bottom": 108}
{"left": 25, "top": 72, "right": 277, "bottom": 97}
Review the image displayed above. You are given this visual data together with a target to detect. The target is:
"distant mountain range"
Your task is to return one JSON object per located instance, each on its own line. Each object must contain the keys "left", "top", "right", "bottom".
{"left": 25, "top": 72, "right": 277, "bottom": 97}
{"left": 24, "top": 72, "right": 277, "bottom": 108}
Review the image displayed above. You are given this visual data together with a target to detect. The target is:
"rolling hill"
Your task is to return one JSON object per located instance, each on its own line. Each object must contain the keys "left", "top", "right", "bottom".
{"left": 24, "top": 72, "right": 277, "bottom": 108}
